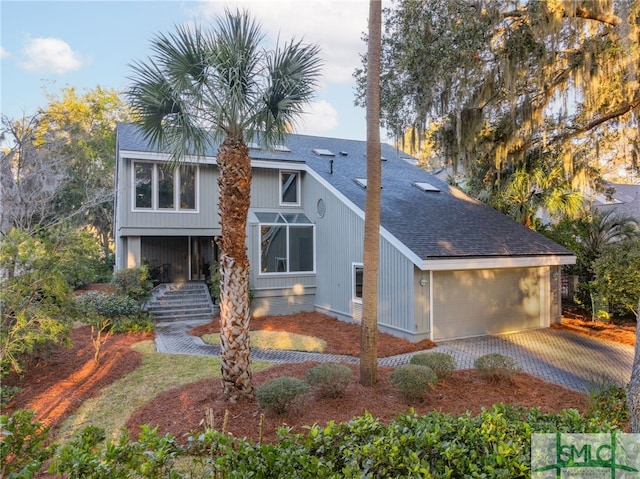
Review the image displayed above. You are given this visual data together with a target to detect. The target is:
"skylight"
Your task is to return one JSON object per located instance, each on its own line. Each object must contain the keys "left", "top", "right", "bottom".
{"left": 313, "top": 148, "right": 335, "bottom": 157}
{"left": 413, "top": 181, "right": 441, "bottom": 193}
{"left": 273, "top": 144, "right": 291, "bottom": 153}
{"left": 248, "top": 142, "right": 262, "bottom": 150}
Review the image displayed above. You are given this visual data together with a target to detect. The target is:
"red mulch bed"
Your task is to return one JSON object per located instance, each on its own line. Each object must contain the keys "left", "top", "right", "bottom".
{"left": 4, "top": 308, "right": 633, "bottom": 448}
{"left": 125, "top": 363, "right": 588, "bottom": 445}
{"left": 3, "top": 326, "right": 152, "bottom": 436}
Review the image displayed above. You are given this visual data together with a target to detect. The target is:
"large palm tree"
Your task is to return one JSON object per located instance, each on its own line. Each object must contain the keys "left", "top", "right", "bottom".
{"left": 127, "top": 10, "right": 321, "bottom": 401}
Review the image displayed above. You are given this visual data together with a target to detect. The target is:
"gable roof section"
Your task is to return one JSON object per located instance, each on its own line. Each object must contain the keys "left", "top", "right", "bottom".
{"left": 279, "top": 134, "right": 574, "bottom": 265}
{"left": 116, "top": 122, "right": 575, "bottom": 267}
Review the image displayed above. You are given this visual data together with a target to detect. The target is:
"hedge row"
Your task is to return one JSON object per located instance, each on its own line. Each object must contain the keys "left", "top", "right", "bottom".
{"left": 4, "top": 401, "right": 622, "bottom": 479}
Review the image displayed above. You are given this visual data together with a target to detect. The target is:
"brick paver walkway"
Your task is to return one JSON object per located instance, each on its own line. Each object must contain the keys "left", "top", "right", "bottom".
{"left": 154, "top": 320, "right": 634, "bottom": 393}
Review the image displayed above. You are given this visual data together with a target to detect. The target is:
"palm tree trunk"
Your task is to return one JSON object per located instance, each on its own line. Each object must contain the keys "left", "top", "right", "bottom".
{"left": 360, "top": 0, "right": 382, "bottom": 387}
{"left": 628, "top": 298, "right": 640, "bottom": 432}
{"left": 216, "top": 137, "right": 253, "bottom": 401}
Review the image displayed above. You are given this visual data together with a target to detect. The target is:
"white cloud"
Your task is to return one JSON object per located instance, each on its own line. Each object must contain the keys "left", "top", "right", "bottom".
{"left": 297, "top": 99, "right": 339, "bottom": 135}
{"left": 0, "top": 47, "right": 10, "bottom": 59}
{"left": 196, "top": 1, "right": 375, "bottom": 84}
{"left": 20, "top": 37, "right": 85, "bottom": 74}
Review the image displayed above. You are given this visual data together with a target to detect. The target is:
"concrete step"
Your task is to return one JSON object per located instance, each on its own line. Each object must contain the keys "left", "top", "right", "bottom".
{"left": 148, "top": 282, "right": 215, "bottom": 323}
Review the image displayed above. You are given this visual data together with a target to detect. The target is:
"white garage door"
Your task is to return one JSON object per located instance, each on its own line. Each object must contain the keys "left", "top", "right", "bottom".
{"left": 432, "top": 267, "right": 545, "bottom": 340}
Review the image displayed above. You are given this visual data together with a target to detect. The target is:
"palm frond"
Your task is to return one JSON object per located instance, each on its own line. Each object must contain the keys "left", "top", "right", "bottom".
{"left": 256, "top": 38, "right": 323, "bottom": 145}
{"left": 127, "top": 8, "right": 321, "bottom": 154}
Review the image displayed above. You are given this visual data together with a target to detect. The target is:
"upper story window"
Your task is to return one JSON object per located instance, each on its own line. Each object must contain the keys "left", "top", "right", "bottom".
{"left": 280, "top": 171, "right": 300, "bottom": 205}
{"left": 256, "top": 212, "right": 314, "bottom": 274}
{"left": 134, "top": 161, "right": 197, "bottom": 211}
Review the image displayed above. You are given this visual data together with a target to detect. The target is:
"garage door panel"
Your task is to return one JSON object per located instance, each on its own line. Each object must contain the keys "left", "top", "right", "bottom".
{"left": 433, "top": 268, "right": 542, "bottom": 340}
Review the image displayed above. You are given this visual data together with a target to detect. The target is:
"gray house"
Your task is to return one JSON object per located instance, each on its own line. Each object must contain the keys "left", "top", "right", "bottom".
{"left": 114, "top": 122, "right": 575, "bottom": 341}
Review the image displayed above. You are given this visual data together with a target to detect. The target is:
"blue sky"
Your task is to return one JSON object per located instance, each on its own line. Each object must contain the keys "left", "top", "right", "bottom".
{"left": 1, "top": 0, "right": 387, "bottom": 141}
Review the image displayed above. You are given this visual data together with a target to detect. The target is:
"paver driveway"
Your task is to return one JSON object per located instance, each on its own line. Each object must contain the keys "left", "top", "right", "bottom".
{"left": 155, "top": 320, "right": 635, "bottom": 393}
{"left": 437, "top": 328, "right": 634, "bottom": 393}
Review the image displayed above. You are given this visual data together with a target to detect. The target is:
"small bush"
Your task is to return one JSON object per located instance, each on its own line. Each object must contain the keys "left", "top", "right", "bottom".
{"left": 305, "top": 363, "right": 352, "bottom": 398}
{"left": 474, "top": 353, "right": 520, "bottom": 381}
{"left": 112, "top": 266, "right": 153, "bottom": 302}
{"left": 586, "top": 384, "right": 629, "bottom": 427}
{"left": 0, "top": 409, "right": 54, "bottom": 478}
{"left": 0, "top": 384, "right": 20, "bottom": 409}
{"left": 409, "top": 352, "right": 456, "bottom": 379}
{"left": 75, "top": 292, "right": 140, "bottom": 319}
{"left": 390, "top": 364, "right": 437, "bottom": 402}
{"left": 256, "top": 377, "right": 310, "bottom": 415}
{"left": 110, "top": 314, "right": 154, "bottom": 334}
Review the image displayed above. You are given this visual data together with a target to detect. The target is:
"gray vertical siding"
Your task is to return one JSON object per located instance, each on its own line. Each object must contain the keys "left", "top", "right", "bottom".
{"left": 117, "top": 156, "right": 219, "bottom": 234}
{"left": 303, "top": 171, "right": 418, "bottom": 338}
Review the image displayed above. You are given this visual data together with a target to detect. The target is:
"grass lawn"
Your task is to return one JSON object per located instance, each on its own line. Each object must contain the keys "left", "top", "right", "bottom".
{"left": 55, "top": 340, "right": 272, "bottom": 441}
{"left": 202, "top": 330, "right": 327, "bottom": 353}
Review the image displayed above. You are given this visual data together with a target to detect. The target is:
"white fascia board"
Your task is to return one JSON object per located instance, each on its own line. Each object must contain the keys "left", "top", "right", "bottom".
{"left": 421, "top": 254, "right": 576, "bottom": 271}
{"left": 119, "top": 150, "right": 217, "bottom": 165}
{"left": 251, "top": 159, "right": 305, "bottom": 170}
{"left": 121, "top": 150, "right": 304, "bottom": 171}
{"left": 303, "top": 166, "right": 424, "bottom": 267}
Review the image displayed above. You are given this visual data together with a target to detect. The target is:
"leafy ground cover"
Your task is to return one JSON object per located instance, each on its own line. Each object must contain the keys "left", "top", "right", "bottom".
{"left": 6, "top": 310, "right": 630, "bottom": 450}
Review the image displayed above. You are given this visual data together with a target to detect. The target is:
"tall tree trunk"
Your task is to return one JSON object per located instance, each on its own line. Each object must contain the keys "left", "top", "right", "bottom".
{"left": 216, "top": 137, "right": 253, "bottom": 401}
{"left": 360, "top": 0, "right": 382, "bottom": 387}
{"left": 628, "top": 298, "right": 640, "bottom": 432}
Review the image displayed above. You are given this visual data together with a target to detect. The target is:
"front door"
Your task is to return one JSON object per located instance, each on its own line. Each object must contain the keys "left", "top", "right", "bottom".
{"left": 190, "top": 237, "right": 217, "bottom": 281}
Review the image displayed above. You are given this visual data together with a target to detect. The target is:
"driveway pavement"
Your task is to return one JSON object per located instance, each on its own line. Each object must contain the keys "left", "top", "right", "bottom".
{"left": 154, "top": 320, "right": 634, "bottom": 393}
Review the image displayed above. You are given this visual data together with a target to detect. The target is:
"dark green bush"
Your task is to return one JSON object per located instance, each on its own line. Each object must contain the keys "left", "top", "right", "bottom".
{"left": 110, "top": 315, "right": 154, "bottom": 334}
{"left": 474, "top": 353, "right": 520, "bottom": 381}
{"left": 75, "top": 292, "right": 139, "bottom": 319}
{"left": 74, "top": 292, "right": 153, "bottom": 333}
{"left": 409, "top": 352, "right": 457, "bottom": 379}
{"left": 0, "top": 409, "right": 55, "bottom": 478}
{"left": 44, "top": 403, "right": 622, "bottom": 478}
{"left": 256, "top": 377, "right": 310, "bottom": 415}
{"left": 390, "top": 364, "right": 437, "bottom": 401}
{"left": 111, "top": 266, "right": 153, "bottom": 302}
{"left": 586, "top": 384, "right": 629, "bottom": 427}
{"left": 0, "top": 384, "right": 20, "bottom": 409}
{"left": 51, "top": 424, "right": 182, "bottom": 479}
{"left": 305, "top": 363, "right": 352, "bottom": 398}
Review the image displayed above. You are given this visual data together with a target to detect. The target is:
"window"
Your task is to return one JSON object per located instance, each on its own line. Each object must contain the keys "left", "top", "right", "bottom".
{"left": 135, "top": 163, "right": 153, "bottom": 208}
{"left": 133, "top": 162, "right": 197, "bottom": 211}
{"left": 158, "top": 164, "right": 174, "bottom": 209}
{"left": 257, "top": 212, "right": 314, "bottom": 274}
{"left": 353, "top": 263, "right": 363, "bottom": 303}
{"left": 179, "top": 166, "right": 196, "bottom": 209}
{"left": 280, "top": 171, "right": 300, "bottom": 205}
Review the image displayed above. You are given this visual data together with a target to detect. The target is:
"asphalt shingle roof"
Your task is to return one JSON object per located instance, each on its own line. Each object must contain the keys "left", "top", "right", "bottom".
{"left": 117, "top": 122, "right": 573, "bottom": 261}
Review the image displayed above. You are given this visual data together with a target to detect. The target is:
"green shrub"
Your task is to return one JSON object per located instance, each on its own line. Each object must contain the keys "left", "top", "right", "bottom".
{"left": 111, "top": 266, "right": 153, "bottom": 302}
{"left": 474, "top": 353, "right": 520, "bottom": 381}
{"left": 390, "top": 364, "right": 437, "bottom": 402}
{"left": 586, "top": 384, "right": 629, "bottom": 427}
{"left": 409, "top": 352, "right": 456, "bottom": 379}
{"left": 256, "top": 377, "right": 310, "bottom": 415}
{"left": 75, "top": 292, "right": 139, "bottom": 319}
{"left": 0, "top": 409, "right": 55, "bottom": 478}
{"left": 0, "top": 384, "right": 20, "bottom": 409}
{"left": 41, "top": 404, "right": 622, "bottom": 478}
{"left": 110, "top": 314, "right": 154, "bottom": 334}
{"left": 305, "top": 363, "right": 352, "bottom": 398}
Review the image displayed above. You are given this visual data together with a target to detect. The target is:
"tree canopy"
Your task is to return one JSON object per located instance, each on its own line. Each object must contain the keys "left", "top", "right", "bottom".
{"left": 356, "top": 0, "right": 639, "bottom": 190}
{"left": 1, "top": 86, "right": 130, "bottom": 251}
